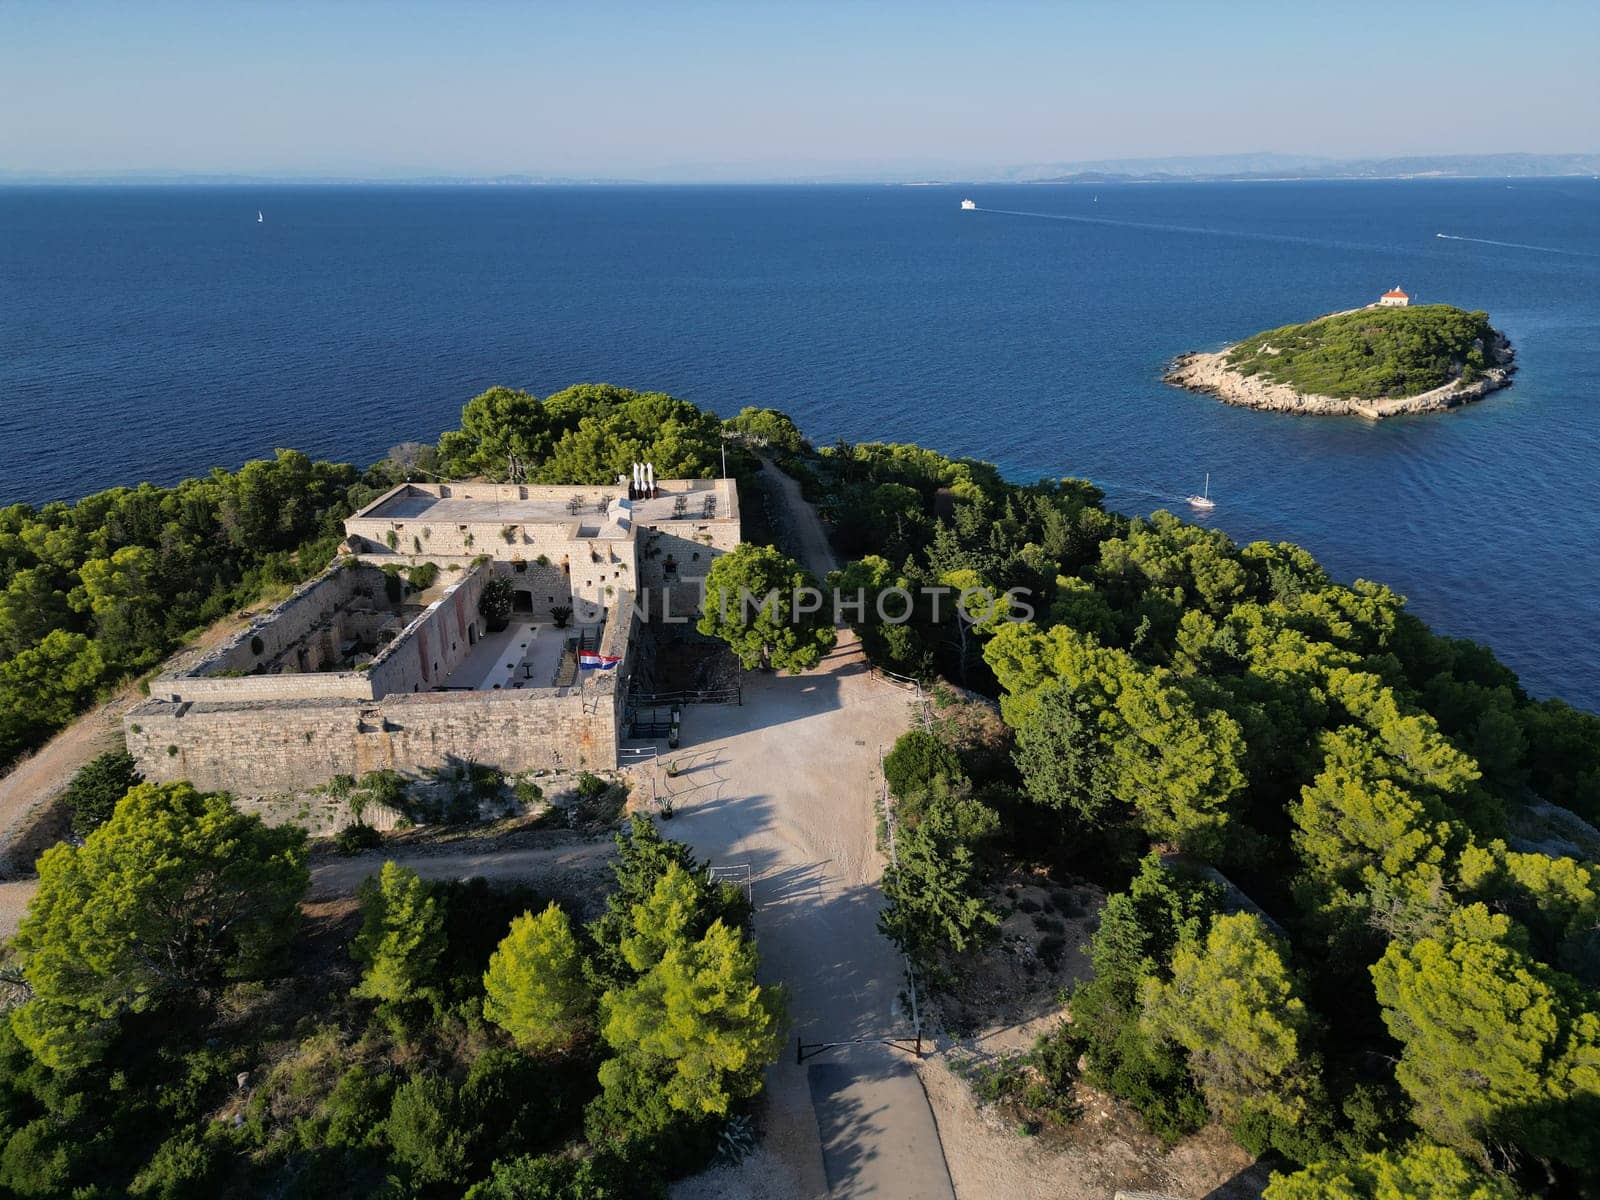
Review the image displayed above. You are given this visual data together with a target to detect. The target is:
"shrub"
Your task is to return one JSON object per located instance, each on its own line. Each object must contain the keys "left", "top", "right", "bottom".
{"left": 460, "top": 1047, "right": 589, "bottom": 1167}
{"left": 467, "top": 762, "right": 503, "bottom": 799}
{"left": 575, "top": 772, "right": 609, "bottom": 802}
{"left": 479, "top": 576, "right": 515, "bottom": 631}
{"left": 883, "top": 728, "right": 965, "bottom": 799}
{"left": 386, "top": 1074, "right": 475, "bottom": 1190}
{"left": 64, "top": 749, "right": 143, "bottom": 838}
{"left": 408, "top": 561, "right": 440, "bottom": 591}
{"left": 465, "top": 1153, "right": 627, "bottom": 1200}
{"left": 334, "top": 822, "right": 383, "bottom": 856}
{"left": 318, "top": 1064, "right": 394, "bottom": 1151}
{"left": 0, "top": 1119, "right": 73, "bottom": 1198}
{"left": 128, "top": 1129, "right": 225, "bottom": 1200}
{"left": 358, "top": 769, "right": 407, "bottom": 810}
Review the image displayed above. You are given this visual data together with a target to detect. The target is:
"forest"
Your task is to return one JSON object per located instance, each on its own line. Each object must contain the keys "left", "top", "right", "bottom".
{"left": 792, "top": 429, "right": 1600, "bottom": 1197}
{"left": 1224, "top": 304, "right": 1502, "bottom": 398}
{"left": 3, "top": 383, "right": 1599, "bottom": 1197}
{"left": 1, "top": 787, "right": 778, "bottom": 1198}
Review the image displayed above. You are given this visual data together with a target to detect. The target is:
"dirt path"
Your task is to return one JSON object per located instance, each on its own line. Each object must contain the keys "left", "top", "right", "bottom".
{"left": 306, "top": 836, "right": 616, "bottom": 901}
{"left": 0, "top": 687, "right": 132, "bottom": 876}
{"left": 0, "top": 604, "right": 276, "bottom": 878}
{"left": 760, "top": 457, "right": 838, "bottom": 581}
{"left": 660, "top": 631, "right": 953, "bottom": 1200}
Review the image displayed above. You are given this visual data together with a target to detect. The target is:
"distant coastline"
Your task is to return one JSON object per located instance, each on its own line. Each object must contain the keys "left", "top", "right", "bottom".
{"left": 4, "top": 150, "right": 1598, "bottom": 188}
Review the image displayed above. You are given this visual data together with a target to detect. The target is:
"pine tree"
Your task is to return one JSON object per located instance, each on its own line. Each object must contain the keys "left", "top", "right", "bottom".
{"left": 1140, "top": 912, "right": 1317, "bottom": 1125}
{"left": 696, "top": 543, "right": 836, "bottom": 673}
{"left": 599, "top": 918, "right": 784, "bottom": 1118}
{"left": 10, "top": 782, "right": 307, "bottom": 1069}
{"left": 1263, "top": 1142, "right": 1520, "bottom": 1200}
{"left": 350, "top": 861, "right": 445, "bottom": 1003}
{"left": 483, "top": 903, "right": 593, "bottom": 1052}
{"left": 1370, "top": 924, "right": 1600, "bottom": 1170}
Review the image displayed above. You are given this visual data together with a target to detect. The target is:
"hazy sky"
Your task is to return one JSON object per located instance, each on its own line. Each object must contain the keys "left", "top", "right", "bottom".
{"left": 3, "top": 0, "right": 1596, "bottom": 178}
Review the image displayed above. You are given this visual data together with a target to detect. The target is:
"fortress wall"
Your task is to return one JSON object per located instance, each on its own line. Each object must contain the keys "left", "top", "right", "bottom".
{"left": 637, "top": 522, "right": 742, "bottom": 616}
{"left": 148, "top": 562, "right": 411, "bottom": 703}
{"left": 197, "top": 563, "right": 368, "bottom": 674}
{"left": 125, "top": 687, "right": 620, "bottom": 794}
{"left": 364, "top": 562, "right": 490, "bottom": 696}
{"left": 123, "top": 586, "right": 639, "bottom": 795}
{"left": 154, "top": 671, "right": 378, "bottom": 704}
{"left": 345, "top": 527, "right": 638, "bottom": 621}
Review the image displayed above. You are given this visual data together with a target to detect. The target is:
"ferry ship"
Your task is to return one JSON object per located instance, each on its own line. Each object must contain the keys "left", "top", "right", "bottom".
{"left": 960, "top": 198, "right": 976, "bottom": 210}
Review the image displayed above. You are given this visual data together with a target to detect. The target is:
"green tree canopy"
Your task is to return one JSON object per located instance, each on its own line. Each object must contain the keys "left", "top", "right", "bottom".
{"left": 1140, "top": 913, "right": 1317, "bottom": 1125}
{"left": 351, "top": 861, "right": 446, "bottom": 1004}
{"left": 1370, "top": 923, "right": 1600, "bottom": 1170}
{"left": 1012, "top": 677, "right": 1118, "bottom": 828}
{"left": 0, "top": 630, "right": 108, "bottom": 763}
{"left": 10, "top": 782, "right": 308, "bottom": 1068}
{"left": 697, "top": 543, "right": 836, "bottom": 673}
{"left": 882, "top": 728, "right": 966, "bottom": 799}
{"left": 985, "top": 623, "right": 1246, "bottom": 856}
{"left": 482, "top": 902, "right": 594, "bottom": 1053}
{"left": 598, "top": 917, "right": 785, "bottom": 1119}
{"left": 588, "top": 816, "right": 751, "bottom": 987}
{"left": 1263, "top": 1142, "right": 1521, "bottom": 1200}
{"left": 879, "top": 790, "right": 999, "bottom": 977}
{"left": 62, "top": 749, "right": 143, "bottom": 838}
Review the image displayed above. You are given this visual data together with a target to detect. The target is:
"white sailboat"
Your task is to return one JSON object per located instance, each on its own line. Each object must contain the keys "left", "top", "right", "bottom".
{"left": 1186, "top": 473, "right": 1215, "bottom": 510}
{"left": 257, "top": 210, "right": 264, "bottom": 223}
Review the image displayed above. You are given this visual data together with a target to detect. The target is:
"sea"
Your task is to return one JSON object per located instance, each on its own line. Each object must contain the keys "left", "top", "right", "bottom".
{"left": 2, "top": 181, "right": 1598, "bottom": 710}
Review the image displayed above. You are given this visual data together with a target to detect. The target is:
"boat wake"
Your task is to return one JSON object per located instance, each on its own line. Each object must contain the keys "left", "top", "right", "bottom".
{"left": 975, "top": 206, "right": 1403, "bottom": 257}
{"left": 1434, "top": 232, "right": 1598, "bottom": 258}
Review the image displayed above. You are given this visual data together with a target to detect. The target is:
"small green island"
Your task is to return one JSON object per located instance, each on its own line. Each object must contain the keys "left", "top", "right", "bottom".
{"left": 1166, "top": 299, "right": 1515, "bottom": 418}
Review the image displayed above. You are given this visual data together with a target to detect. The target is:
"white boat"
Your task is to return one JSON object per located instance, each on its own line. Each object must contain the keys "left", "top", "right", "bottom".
{"left": 1186, "top": 473, "right": 1216, "bottom": 510}
{"left": 960, "top": 198, "right": 976, "bottom": 210}
{"left": 258, "top": 210, "right": 264, "bottom": 223}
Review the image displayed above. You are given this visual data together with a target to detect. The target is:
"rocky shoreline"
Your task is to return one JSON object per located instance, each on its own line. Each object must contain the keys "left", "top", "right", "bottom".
{"left": 1164, "top": 328, "right": 1516, "bottom": 419}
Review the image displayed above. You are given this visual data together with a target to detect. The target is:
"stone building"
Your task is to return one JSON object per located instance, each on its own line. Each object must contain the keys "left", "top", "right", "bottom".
{"left": 341, "top": 472, "right": 741, "bottom": 619}
{"left": 124, "top": 470, "right": 742, "bottom": 795}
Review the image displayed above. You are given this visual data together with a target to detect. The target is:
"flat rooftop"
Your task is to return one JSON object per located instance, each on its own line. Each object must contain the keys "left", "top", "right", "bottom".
{"left": 351, "top": 479, "right": 738, "bottom": 529}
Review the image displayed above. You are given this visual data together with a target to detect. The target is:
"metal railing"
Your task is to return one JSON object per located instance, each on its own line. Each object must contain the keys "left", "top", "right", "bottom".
{"left": 631, "top": 686, "right": 741, "bottom": 706}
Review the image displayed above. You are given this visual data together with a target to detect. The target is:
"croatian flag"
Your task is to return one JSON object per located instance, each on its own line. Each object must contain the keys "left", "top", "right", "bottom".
{"left": 579, "top": 651, "right": 621, "bottom": 671}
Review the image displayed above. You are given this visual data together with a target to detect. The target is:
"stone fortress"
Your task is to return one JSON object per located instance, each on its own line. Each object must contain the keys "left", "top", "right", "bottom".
{"left": 124, "top": 466, "right": 741, "bottom": 795}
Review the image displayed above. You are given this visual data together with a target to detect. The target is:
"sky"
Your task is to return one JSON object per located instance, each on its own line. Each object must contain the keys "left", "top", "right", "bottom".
{"left": 2, "top": 0, "right": 1597, "bottom": 180}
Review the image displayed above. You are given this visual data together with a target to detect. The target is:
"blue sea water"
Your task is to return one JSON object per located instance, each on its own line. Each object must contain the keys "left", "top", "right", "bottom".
{"left": 2, "top": 181, "right": 1598, "bottom": 709}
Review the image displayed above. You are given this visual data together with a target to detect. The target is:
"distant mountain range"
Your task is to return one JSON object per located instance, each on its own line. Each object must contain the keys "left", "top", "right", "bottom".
{"left": 3, "top": 152, "right": 1597, "bottom": 186}
{"left": 996, "top": 152, "right": 1600, "bottom": 184}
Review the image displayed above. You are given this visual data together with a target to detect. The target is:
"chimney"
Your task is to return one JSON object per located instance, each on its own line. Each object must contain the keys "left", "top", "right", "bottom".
{"left": 646, "top": 462, "right": 656, "bottom": 498}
